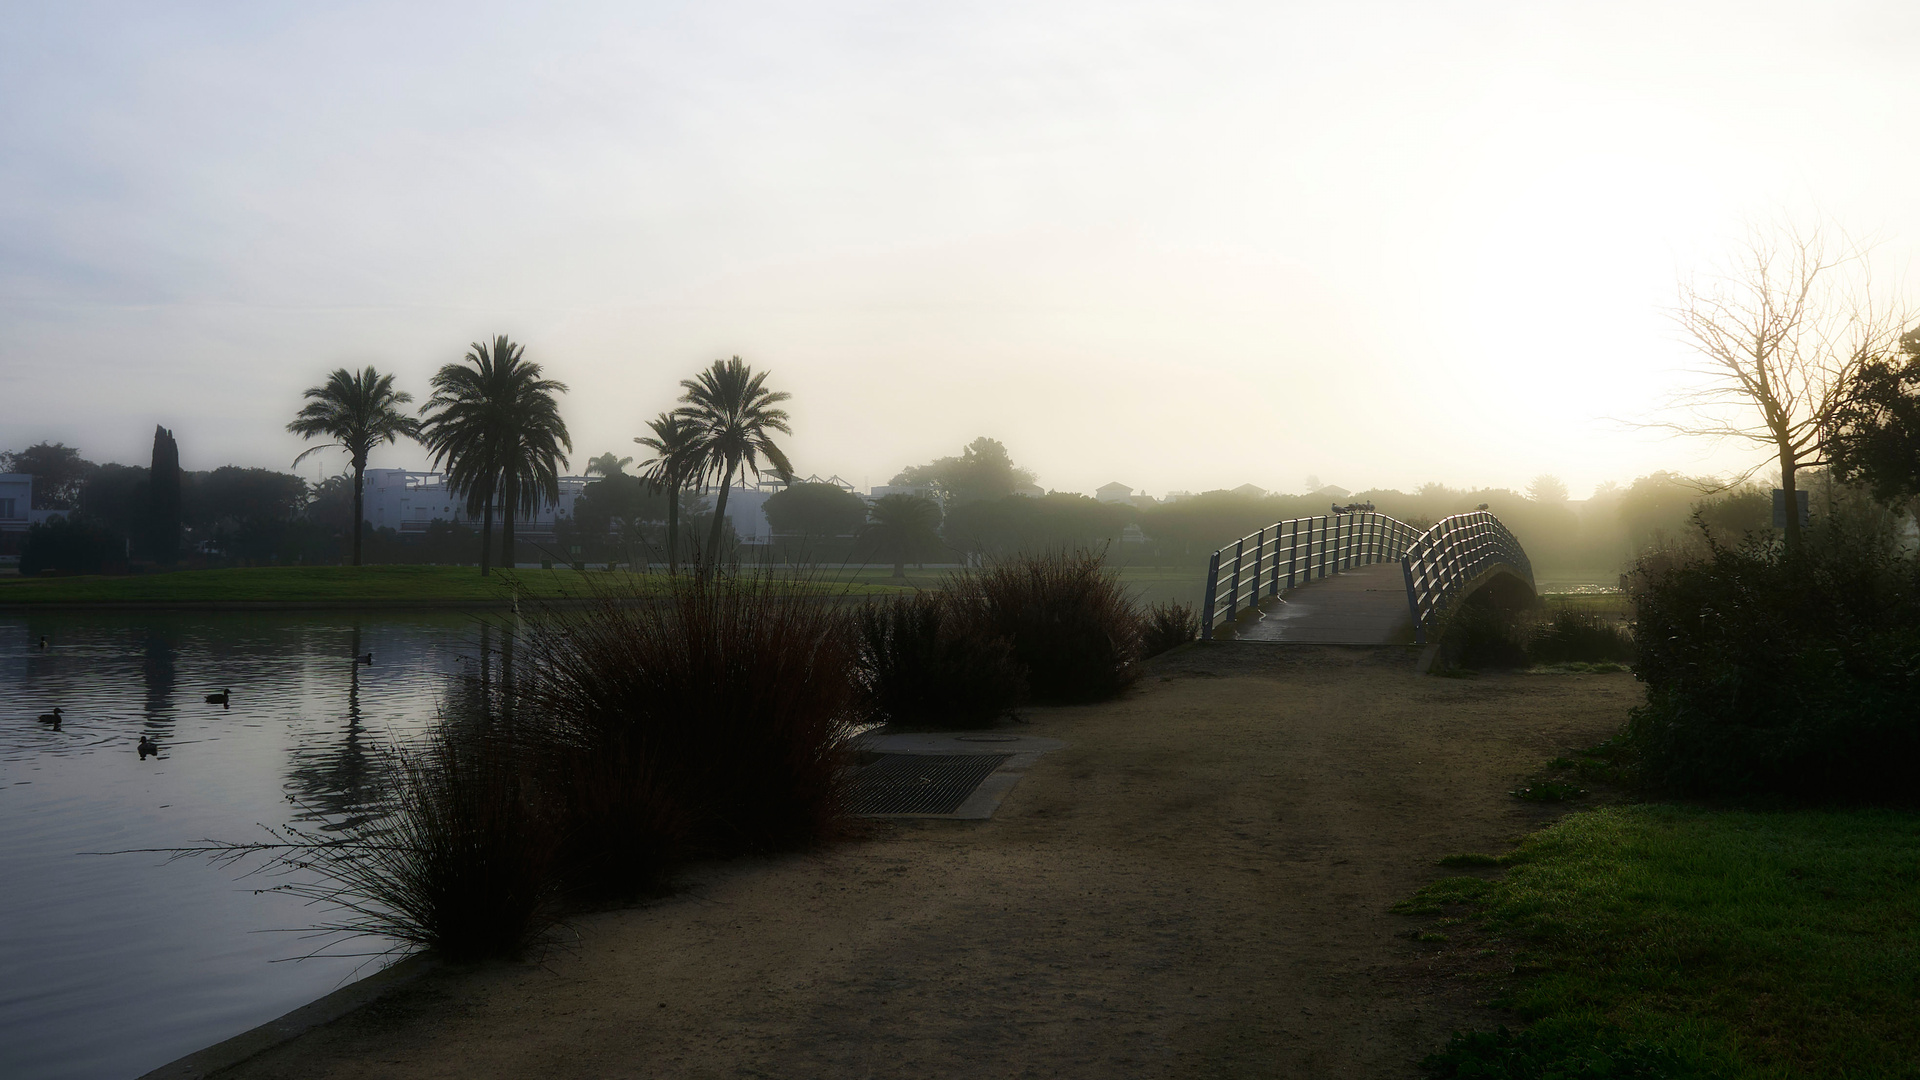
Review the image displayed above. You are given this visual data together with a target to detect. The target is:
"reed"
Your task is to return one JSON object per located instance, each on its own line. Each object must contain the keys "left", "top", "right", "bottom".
{"left": 953, "top": 548, "right": 1142, "bottom": 703}
{"left": 852, "top": 590, "right": 1025, "bottom": 728}
{"left": 511, "top": 570, "right": 862, "bottom": 885}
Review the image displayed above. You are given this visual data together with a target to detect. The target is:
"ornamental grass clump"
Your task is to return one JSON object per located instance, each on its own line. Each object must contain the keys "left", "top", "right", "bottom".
{"left": 513, "top": 570, "right": 862, "bottom": 885}
{"left": 957, "top": 548, "right": 1142, "bottom": 704}
{"left": 1140, "top": 600, "right": 1199, "bottom": 658}
{"left": 254, "top": 725, "right": 564, "bottom": 963}
{"left": 852, "top": 590, "right": 1025, "bottom": 729}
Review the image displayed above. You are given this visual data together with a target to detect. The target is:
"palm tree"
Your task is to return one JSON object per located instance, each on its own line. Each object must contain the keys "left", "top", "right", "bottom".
{"left": 676, "top": 356, "right": 794, "bottom": 566}
{"left": 863, "top": 494, "right": 943, "bottom": 578}
{"left": 287, "top": 366, "right": 421, "bottom": 566}
{"left": 585, "top": 452, "right": 632, "bottom": 478}
{"left": 419, "top": 335, "right": 571, "bottom": 575}
{"left": 634, "top": 412, "right": 706, "bottom": 574}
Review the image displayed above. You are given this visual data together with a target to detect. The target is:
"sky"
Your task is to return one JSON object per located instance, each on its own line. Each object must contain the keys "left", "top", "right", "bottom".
{"left": 5, "top": 1, "right": 1920, "bottom": 500}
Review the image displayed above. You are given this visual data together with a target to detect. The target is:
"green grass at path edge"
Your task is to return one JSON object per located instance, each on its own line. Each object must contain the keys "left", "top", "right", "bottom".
{"left": 1406, "top": 804, "right": 1920, "bottom": 1079}
{"left": 0, "top": 564, "right": 912, "bottom": 604}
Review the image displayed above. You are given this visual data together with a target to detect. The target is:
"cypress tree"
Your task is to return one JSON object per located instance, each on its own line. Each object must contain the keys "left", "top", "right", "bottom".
{"left": 148, "top": 425, "right": 181, "bottom": 565}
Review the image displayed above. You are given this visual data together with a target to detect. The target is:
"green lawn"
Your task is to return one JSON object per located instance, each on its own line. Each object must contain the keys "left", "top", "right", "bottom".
{"left": 0, "top": 565, "right": 906, "bottom": 606}
{"left": 1403, "top": 804, "right": 1920, "bottom": 1078}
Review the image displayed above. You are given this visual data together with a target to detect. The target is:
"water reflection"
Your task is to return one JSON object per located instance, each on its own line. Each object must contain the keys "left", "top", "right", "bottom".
{"left": 142, "top": 625, "right": 175, "bottom": 736}
{"left": 0, "top": 611, "right": 474, "bottom": 1080}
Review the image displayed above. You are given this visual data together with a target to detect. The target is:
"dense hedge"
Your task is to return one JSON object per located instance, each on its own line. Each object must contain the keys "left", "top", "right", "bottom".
{"left": 1629, "top": 537, "right": 1920, "bottom": 801}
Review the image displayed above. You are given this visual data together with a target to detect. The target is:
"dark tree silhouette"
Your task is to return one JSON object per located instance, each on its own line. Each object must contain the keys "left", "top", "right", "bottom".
{"left": 763, "top": 482, "right": 867, "bottom": 538}
{"left": 891, "top": 436, "right": 1037, "bottom": 505}
{"left": 863, "top": 494, "right": 943, "bottom": 578}
{"left": 287, "top": 366, "right": 421, "bottom": 566}
{"left": 148, "top": 426, "right": 181, "bottom": 565}
{"left": 0, "top": 442, "right": 95, "bottom": 509}
{"left": 1825, "top": 327, "right": 1920, "bottom": 505}
{"left": 419, "top": 336, "right": 571, "bottom": 575}
{"left": 635, "top": 412, "right": 706, "bottom": 574}
{"left": 676, "top": 357, "right": 793, "bottom": 567}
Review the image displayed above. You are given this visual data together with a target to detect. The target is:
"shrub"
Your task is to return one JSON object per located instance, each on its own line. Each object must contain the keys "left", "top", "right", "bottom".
{"left": 1525, "top": 604, "right": 1635, "bottom": 665}
{"left": 1628, "top": 532, "right": 1920, "bottom": 800}
{"left": 955, "top": 548, "right": 1142, "bottom": 703}
{"left": 513, "top": 571, "right": 862, "bottom": 879}
{"left": 21, "top": 515, "right": 118, "bottom": 575}
{"left": 1140, "top": 601, "right": 1199, "bottom": 658}
{"left": 852, "top": 591, "right": 1024, "bottom": 729}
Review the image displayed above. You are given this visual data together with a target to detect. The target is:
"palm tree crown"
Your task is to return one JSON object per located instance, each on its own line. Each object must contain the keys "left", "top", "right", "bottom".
{"left": 419, "top": 335, "right": 571, "bottom": 575}
{"left": 287, "top": 366, "right": 421, "bottom": 566}
{"left": 676, "top": 356, "right": 794, "bottom": 565}
{"left": 863, "top": 493, "right": 943, "bottom": 578}
{"left": 634, "top": 412, "right": 707, "bottom": 573}
{"left": 585, "top": 452, "right": 633, "bottom": 478}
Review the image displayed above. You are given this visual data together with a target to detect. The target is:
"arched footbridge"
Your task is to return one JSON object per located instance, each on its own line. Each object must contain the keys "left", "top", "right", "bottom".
{"left": 1198, "top": 510, "right": 1534, "bottom": 644}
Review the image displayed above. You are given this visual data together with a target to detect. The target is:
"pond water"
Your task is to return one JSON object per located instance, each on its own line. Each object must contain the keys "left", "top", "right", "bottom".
{"left": 0, "top": 611, "right": 485, "bottom": 1080}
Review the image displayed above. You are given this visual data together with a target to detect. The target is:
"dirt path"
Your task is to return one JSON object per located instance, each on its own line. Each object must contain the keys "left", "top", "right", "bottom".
{"left": 220, "top": 645, "right": 1637, "bottom": 1079}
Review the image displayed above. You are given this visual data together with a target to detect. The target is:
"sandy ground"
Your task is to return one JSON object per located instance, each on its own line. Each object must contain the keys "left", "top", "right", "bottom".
{"left": 219, "top": 644, "right": 1637, "bottom": 1080}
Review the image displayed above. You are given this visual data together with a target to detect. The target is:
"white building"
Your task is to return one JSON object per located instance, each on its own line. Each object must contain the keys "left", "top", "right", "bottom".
{"left": 359, "top": 469, "right": 589, "bottom": 539}
{"left": 0, "top": 474, "right": 30, "bottom": 534}
{"left": 357, "top": 468, "right": 794, "bottom": 546}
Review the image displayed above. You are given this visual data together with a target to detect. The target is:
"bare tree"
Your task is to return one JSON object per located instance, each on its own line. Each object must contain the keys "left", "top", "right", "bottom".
{"left": 1661, "top": 223, "right": 1907, "bottom": 552}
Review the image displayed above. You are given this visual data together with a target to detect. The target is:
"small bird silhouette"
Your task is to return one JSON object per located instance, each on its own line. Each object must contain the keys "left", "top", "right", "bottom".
{"left": 1475, "top": 502, "right": 1489, "bottom": 511}
{"left": 354, "top": 653, "right": 373, "bottom": 666}
{"left": 138, "top": 736, "right": 158, "bottom": 759}
{"left": 205, "top": 688, "right": 230, "bottom": 707}
{"left": 37, "top": 707, "right": 63, "bottom": 724}
{"left": 36, "top": 635, "right": 49, "bottom": 649}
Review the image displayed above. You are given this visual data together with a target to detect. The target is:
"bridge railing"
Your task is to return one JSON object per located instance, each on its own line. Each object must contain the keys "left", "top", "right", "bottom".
{"left": 1401, "top": 510, "right": 1534, "bottom": 644}
{"left": 1199, "top": 512, "right": 1422, "bottom": 639}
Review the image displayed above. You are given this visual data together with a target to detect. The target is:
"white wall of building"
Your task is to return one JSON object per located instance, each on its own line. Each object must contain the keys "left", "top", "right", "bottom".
{"left": 0, "top": 474, "right": 30, "bottom": 531}
{"left": 357, "top": 468, "right": 783, "bottom": 544}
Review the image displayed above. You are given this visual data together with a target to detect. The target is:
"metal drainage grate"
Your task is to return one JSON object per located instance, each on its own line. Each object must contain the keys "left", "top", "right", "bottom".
{"left": 847, "top": 753, "right": 1012, "bottom": 815}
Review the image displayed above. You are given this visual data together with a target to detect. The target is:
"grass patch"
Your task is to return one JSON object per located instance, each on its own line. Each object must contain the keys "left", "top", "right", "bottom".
{"left": 0, "top": 564, "right": 904, "bottom": 605}
{"left": 1409, "top": 804, "right": 1920, "bottom": 1078}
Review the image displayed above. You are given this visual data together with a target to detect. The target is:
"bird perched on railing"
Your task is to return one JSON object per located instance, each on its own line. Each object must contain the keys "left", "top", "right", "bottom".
{"left": 1475, "top": 503, "right": 1489, "bottom": 511}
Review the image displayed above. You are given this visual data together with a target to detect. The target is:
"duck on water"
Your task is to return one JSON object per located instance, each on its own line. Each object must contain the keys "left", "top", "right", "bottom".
{"left": 205, "top": 689, "right": 230, "bottom": 707}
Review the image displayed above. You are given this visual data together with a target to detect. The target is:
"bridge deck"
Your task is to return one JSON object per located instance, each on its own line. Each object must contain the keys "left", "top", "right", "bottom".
{"left": 1230, "top": 562, "right": 1413, "bottom": 645}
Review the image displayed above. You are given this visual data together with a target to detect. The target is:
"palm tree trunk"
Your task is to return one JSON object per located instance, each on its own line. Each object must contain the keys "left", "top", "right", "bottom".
{"left": 705, "top": 460, "right": 736, "bottom": 566}
{"left": 501, "top": 470, "right": 517, "bottom": 570}
{"left": 479, "top": 498, "right": 493, "bottom": 576}
{"left": 350, "top": 459, "right": 366, "bottom": 567}
{"left": 666, "top": 479, "right": 680, "bottom": 574}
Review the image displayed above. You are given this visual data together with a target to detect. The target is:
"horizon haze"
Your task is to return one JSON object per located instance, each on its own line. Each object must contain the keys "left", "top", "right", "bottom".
{"left": 7, "top": 2, "right": 1920, "bottom": 498}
